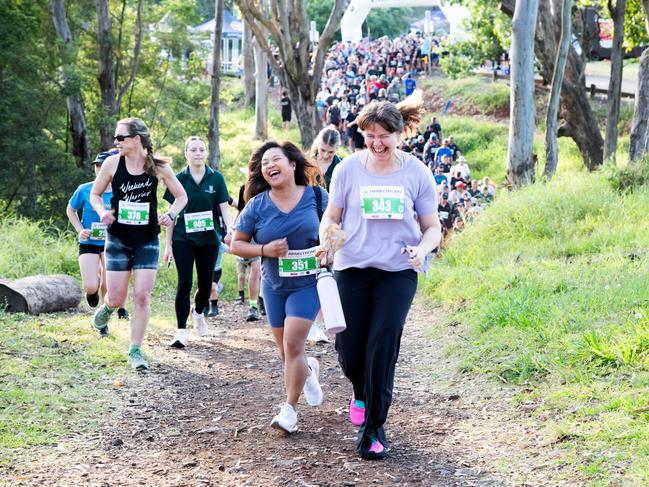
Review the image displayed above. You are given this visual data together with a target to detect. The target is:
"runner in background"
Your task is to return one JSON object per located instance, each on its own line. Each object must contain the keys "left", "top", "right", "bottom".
{"left": 90, "top": 118, "right": 187, "bottom": 370}
{"left": 66, "top": 150, "right": 128, "bottom": 320}
{"left": 231, "top": 141, "right": 326, "bottom": 433}
{"left": 163, "top": 136, "right": 232, "bottom": 348}
{"left": 319, "top": 92, "right": 442, "bottom": 459}
{"left": 207, "top": 240, "right": 229, "bottom": 317}
{"left": 280, "top": 90, "right": 292, "bottom": 130}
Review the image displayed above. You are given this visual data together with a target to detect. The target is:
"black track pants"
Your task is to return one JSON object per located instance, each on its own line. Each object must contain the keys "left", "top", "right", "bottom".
{"left": 173, "top": 240, "right": 219, "bottom": 328}
{"left": 334, "top": 267, "right": 418, "bottom": 451}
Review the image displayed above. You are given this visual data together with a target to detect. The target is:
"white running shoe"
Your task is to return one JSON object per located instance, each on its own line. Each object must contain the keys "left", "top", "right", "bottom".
{"left": 303, "top": 357, "right": 323, "bottom": 406}
{"left": 271, "top": 403, "right": 298, "bottom": 433}
{"left": 170, "top": 329, "right": 187, "bottom": 348}
{"left": 306, "top": 322, "right": 329, "bottom": 343}
{"left": 192, "top": 308, "right": 209, "bottom": 336}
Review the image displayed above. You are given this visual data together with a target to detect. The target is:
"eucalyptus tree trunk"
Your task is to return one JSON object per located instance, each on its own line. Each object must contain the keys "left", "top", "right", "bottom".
{"left": 253, "top": 36, "right": 268, "bottom": 140}
{"left": 501, "top": 0, "right": 604, "bottom": 170}
{"left": 506, "top": 0, "right": 539, "bottom": 186}
{"left": 96, "top": 0, "right": 144, "bottom": 150}
{"left": 543, "top": 0, "right": 573, "bottom": 179}
{"left": 629, "top": 0, "right": 649, "bottom": 161}
{"left": 243, "top": 20, "right": 255, "bottom": 107}
{"left": 237, "top": 0, "right": 350, "bottom": 148}
{"left": 51, "top": 0, "right": 91, "bottom": 166}
{"left": 604, "top": 0, "right": 627, "bottom": 162}
{"left": 208, "top": 0, "right": 224, "bottom": 169}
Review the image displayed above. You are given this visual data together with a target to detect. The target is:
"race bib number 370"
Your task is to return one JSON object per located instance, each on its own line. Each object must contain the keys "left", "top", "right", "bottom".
{"left": 360, "top": 186, "right": 405, "bottom": 220}
{"left": 117, "top": 201, "right": 150, "bottom": 225}
{"left": 184, "top": 211, "right": 214, "bottom": 233}
{"left": 278, "top": 247, "right": 318, "bottom": 277}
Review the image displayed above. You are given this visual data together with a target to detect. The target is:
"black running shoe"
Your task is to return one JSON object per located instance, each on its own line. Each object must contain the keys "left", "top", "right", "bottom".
{"left": 258, "top": 296, "right": 266, "bottom": 316}
{"left": 86, "top": 291, "right": 100, "bottom": 308}
{"left": 246, "top": 307, "right": 260, "bottom": 321}
{"left": 207, "top": 303, "right": 219, "bottom": 317}
{"left": 236, "top": 295, "right": 245, "bottom": 305}
{"left": 117, "top": 308, "right": 129, "bottom": 320}
{"left": 97, "top": 325, "right": 109, "bottom": 338}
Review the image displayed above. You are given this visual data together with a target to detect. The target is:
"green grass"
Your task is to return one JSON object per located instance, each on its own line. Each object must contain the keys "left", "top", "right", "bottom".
{"left": 423, "top": 169, "right": 649, "bottom": 483}
{"left": 421, "top": 76, "right": 510, "bottom": 114}
{"left": 0, "top": 217, "right": 239, "bottom": 467}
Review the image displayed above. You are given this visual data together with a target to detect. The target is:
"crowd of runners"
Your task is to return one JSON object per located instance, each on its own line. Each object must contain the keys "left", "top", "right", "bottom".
{"left": 65, "top": 32, "right": 497, "bottom": 462}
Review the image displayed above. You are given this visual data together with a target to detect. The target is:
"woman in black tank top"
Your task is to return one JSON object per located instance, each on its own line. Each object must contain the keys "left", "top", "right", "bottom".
{"left": 90, "top": 117, "right": 188, "bottom": 371}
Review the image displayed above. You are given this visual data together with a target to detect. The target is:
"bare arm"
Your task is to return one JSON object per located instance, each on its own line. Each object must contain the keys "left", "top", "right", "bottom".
{"left": 219, "top": 202, "right": 234, "bottom": 236}
{"left": 66, "top": 204, "right": 90, "bottom": 241}
{"left": 230, "top": 230, "right": 288, "bottom": 259}
{"left": 158, "top": 164, "right": 188, "bottom": 227}
{"left": 90, "top": 155, "right": 119, "bottom": 225}
{"left": 404, "top": 213, "right": 442, "bottom": 271}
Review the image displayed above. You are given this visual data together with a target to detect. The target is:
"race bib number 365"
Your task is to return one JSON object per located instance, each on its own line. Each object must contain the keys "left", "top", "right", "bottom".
{"left": 360, "top": 186, "right": 405, "bottom": 220}
{"left": 278, "top": 247, "right": 318, "bottom": 277}
{"left": 117, "top": 201, "right": 150, "bottom": 225}
{"left": 184, "top": 211, "right": 214, "bottom": 233}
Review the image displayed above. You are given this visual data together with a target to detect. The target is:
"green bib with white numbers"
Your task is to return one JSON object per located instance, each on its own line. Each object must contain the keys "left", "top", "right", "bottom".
{"left": 117, "top": 200, "right": 150, "bottom": 226}
{"left": 278, "top": 247, "right": 318, "bottom": 277}
{"left": 89, "top": 222, "right": 107, "bottom": 240}
{"left": 184, "top": 211, "right": 214, "bottom": 233}
{"left": 360, "top": 185, "right": 405, "bottom": 220}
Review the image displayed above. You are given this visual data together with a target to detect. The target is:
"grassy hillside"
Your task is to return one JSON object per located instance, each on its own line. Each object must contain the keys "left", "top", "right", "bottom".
{"left": 423, "top": 166, "right": 649, "bottom": 483}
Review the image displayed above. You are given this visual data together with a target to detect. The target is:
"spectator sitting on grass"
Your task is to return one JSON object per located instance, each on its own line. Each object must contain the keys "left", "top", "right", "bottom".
{"left": 468, "top": 179, "right": 480, "bottom": 198}
{"left": 452, "top": 156, "right": 471, "bottom": 181}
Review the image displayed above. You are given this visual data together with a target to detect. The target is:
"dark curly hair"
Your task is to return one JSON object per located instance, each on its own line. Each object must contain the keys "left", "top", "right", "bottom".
{"left": 243, "top": 141, "right": 319, "bottom": 203}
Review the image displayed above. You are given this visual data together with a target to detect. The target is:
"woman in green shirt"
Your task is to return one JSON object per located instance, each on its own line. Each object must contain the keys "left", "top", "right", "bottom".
{"left": 312, "top": 126, "right": 342, "bottom": 191}
{"left": 163, "top": 136, "right": 233, "bottom": 348}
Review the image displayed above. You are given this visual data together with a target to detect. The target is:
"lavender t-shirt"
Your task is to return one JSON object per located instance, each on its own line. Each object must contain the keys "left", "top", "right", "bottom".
{"left": 330, "top": 151, "right": 438, "bottom": 272}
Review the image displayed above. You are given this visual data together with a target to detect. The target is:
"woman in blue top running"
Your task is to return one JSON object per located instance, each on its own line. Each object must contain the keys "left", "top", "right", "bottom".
{"left": 231, "top": 141, "right": 327, "bottom": 434}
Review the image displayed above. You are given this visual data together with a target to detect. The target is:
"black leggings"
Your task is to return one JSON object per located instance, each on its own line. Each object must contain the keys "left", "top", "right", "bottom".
{"left": 334, "top": 267, "right": 417, "bottom": 452}
{"left": 173, "top": 240, "right": 219, "bottom": 328}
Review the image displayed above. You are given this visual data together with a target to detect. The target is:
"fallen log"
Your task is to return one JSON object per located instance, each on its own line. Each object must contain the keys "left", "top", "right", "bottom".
{"left": 0, "top": 275, "right": 82, "bottom": 314}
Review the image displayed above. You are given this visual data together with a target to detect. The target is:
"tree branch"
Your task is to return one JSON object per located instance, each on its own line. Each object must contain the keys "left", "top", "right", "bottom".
{"left": 116, "top": 0, "right": 143, "bottom": 113}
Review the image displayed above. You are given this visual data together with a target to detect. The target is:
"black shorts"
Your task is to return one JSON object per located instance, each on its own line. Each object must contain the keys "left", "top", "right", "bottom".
{"left": 282, "top": 110, "right": 291, "bottom": 122}
{"left": 79, "top": 243, "right": 104, "bottom": 256}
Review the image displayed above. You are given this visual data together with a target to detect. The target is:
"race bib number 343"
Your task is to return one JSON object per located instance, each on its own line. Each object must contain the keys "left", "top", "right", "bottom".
{"left": 360, "top": 186, "right": 405, "bottom": 220}
{"left": 184, "top": 211, "right": 214, "bottom": 233}
{"left": 117, "top": 201, "right": 150, "bottom": 225}
{"left": 278, "top": 247, "right": 318, "bottom": 277}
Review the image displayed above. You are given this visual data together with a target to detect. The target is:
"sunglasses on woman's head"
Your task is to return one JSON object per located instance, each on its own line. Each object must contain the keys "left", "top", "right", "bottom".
{"left": 114, "top": 134, "right": 136, "bottom": 142}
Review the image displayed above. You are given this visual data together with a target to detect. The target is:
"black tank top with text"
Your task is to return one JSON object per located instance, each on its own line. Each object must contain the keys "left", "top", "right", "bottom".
{"left": 108, "top": 156, "right": 160, "bottom": 246}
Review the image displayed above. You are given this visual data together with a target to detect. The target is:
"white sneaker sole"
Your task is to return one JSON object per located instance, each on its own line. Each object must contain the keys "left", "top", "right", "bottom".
{"left": 304, "top": 357, "right": 323, "bottom": 406}
{"left": 270, "top": 418, "right": 297, "bottom": 434}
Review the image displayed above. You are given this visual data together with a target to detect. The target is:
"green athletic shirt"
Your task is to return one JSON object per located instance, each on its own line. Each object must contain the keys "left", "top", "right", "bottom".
{"left": 163, "top": 166, "right": 229, "bottom": 246}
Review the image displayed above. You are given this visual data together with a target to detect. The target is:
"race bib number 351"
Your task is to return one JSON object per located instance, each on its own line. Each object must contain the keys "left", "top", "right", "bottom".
{"left": 117, "top": 201, "right": 150, "bottom": 225}
{"left": 360, "top": 186, "right": 405, "bottom": 220}
{"left": 278, "top": 247, "right": 318, "bottom": 277}
{"left": 184, "top": 211, "right": 214, "bottom": 233}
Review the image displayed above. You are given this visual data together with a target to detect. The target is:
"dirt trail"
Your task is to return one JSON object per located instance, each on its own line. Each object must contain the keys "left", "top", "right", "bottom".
{"left": 5, "top": 300, "right": 576, "bottom": 486}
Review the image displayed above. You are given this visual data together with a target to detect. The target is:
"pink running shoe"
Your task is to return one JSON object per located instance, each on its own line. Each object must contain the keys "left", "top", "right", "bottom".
{"left": 368, "top": 439, "right": 385, "bottom": 455}
{"left": 349, "top": 395, "right": 365, "bottom": 426}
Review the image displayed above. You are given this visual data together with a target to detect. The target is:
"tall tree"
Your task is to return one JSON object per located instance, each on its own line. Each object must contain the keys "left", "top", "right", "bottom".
{"left": 502, "top": 0, "right": 604, "bottom": 171}
{"left": 243, "top": 20, "right": 255, "bottom": 107}
{"left": 253, "top": 35, "right": 268, "bottom": 139}
{"left": 237, "top": 0, "right": 351, "bottom": 148}
{"left": 208, "top": 0, "right": 224, "bottom": 169}
{"left": 96, "top": 0, "right": 144, "bottom": 150}
{"left": 51, "top": 0, "right": 91, "bottom": 166}
{"left": 604, "top": 0, "right": 627, "bottom": 161}
{"left": 543, "top": 0, "right": 573, "bottom": 179}
{"left": 506, "top": 0, "right": 539, "bottom": 186}
{"left": 629, "top": 0, "right": 649, "bottom": 161}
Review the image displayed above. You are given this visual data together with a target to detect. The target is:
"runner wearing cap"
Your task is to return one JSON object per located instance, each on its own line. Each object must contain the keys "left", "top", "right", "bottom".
{"left": 163, "top": 136, "right": 232, "bottom": 348}
{"left": 90, "top": 118, "right": 187, "bottom": 370}
{"left": 230, "top": 141, "right": 327, "bottom": 434}
{"left": 66, "top": 150, "right": 128, "bottom": 319}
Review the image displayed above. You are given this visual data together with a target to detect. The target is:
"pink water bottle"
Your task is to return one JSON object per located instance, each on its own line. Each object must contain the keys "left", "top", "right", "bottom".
{"left": 316, "top": 269, "right": 347, "bottom": 334}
